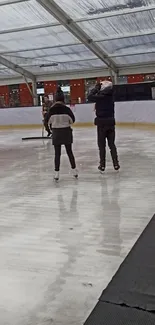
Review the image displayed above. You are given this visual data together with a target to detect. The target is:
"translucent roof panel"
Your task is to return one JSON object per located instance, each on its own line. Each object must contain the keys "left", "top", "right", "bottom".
{"left": 98, "top": 35, "right": 155, "bottom": 56}
{"left": 0, "top": 25, "right": 79, "bottom": 52}
{"left": 3, "top": 44, "right": 96, "bottom": 62}
{"left": 20, "top": 59, "right": 106, "bottom": 74}
{"left": 114, "top": 53, "right": 155, "bottom": 65}
{"left": 76, "top": 10, "right": 155, "bottom": 40}
{"left": 55, "top": 0, "right": 155, "bottom": 20}
{"left": 0, "top": 0, "right": 58, "bottom": 30}
{"left": 1, "top": 0, "right": 155, "bottom": 79}
{"left": 0, "top": 67, "right": 19, "bottom": 77}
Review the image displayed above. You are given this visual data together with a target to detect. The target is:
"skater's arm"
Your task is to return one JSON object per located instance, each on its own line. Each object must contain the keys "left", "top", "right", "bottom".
{"left": 44, "top": 107, "right": 53, "bottom": 125}
{"left": 67, "top": 107, "right": 75, "bottom": 124}
{"left": 87, "top": 83, "right": 102, "bottom": 102}
{"left": 42, "top": 104, "right": 46, "bottom": 117}
{"left": 101, "top": 86, "right": 113, "bottom": 95}
{"left": 44, "top": 112, "right": 48, "bottom": 125}
{"left": 87, "top": 88, "right": 99, "bottom": 102}
{"left": 88, "top": 85, "right": 113, "bottom": 102}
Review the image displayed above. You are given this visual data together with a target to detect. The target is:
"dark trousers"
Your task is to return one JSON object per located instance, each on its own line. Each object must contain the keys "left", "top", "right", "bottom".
{"left": 97, "top": 126, "right": 119, "bottom": 167}
{"left": 54, "top": 144, "right": 76, "bottom": 171}
{"left": 44, "top": 113, "right": 51, "bottom": 135}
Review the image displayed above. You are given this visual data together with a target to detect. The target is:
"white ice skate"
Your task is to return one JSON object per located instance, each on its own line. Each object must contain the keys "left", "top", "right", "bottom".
{"left": 72, "top": 168, "right": 78, "bottom": 179}
{"left": 54, "top": 171, "right": 59, "bottom": 182}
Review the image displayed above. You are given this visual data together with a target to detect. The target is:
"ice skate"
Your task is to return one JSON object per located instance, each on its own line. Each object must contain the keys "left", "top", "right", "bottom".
{"left": 54, "top": 171, "right": 59, "bottom": 182}
{"left": 114, "top": 164, "right": 120, "bottom": 171}
{"left": 72, "top": 168, "right": 78, "bottom": 179}
{"left": 98, "top": 165, "right": 105, "bottom": 174}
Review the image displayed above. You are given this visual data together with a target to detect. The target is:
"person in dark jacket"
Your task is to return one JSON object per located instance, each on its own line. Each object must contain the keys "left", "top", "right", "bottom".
{"left": 45, "top": 87, "right": 78, "bottom": 181}
{"left": 42, "top": 95, "right": 52, "bottom": 137}
{"left": 88, "top": 81, "right": 120, "bottom": 173}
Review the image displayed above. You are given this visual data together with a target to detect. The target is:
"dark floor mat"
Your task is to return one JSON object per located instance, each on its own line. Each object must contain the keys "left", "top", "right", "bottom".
{"left": 100, "top": 214, "right": 155, "bottom": 311}
{"left": 22, "top": 137, "right": 52, "bottom": 141}
{"left": 84, "top": 301, "right": 155, "bottom": 325}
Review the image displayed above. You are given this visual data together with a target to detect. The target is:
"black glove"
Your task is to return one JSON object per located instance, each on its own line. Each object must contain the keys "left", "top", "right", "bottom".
{"left": 57, "top": 86, "right": 62, "bottom": 92}
{"left": 95, "top": 83, "right": 101, "bottom": 91}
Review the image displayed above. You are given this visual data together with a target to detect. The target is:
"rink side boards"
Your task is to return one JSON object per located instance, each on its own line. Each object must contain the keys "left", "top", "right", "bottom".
{"left": 1, "top": 122, "right": 155, "bottom": 130}
{"left": 1, "top": 101, "right": 155, "bottom": 130}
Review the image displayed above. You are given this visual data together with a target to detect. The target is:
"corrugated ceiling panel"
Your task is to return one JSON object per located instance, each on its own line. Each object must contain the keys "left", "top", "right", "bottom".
{"left": 3, "top": 44, "right": 96, "bottom": 62}
{"left": 0, "top": 67, "right": 19, "bottom": 76}
{"left": 0, "top": 26, "right": 79, "bottom": 52}
{"left": 0, "top": 0, "right": 58, "bottom": 30}
{"left": 55, "top": 0, "right": 155, "bottom": 19}
{"left": 25, "top": 58, "right": 105, "bottom": 73}
{"left": 77, "top": 10, "right": 155, "bottom": 40}
{"left": 114, "top": 52, "right": 155, "bottom": 65}
{"left": 98, "top": 34, "right": 155, "bottom": 55}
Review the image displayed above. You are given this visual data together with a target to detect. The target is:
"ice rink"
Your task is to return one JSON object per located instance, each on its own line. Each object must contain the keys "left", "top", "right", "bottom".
{"left": 0, "top": 126, "right": 155, "bottom": 325}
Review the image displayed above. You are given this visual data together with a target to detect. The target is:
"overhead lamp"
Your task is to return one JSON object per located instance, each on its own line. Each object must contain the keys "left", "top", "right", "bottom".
{"left": 40, "top": 63, "right": 58, "bottom": 68}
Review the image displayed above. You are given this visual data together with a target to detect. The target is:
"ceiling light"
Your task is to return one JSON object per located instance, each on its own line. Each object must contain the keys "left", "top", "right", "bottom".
{"left": 40, "top": 63, "right": 58, "bottom": 68}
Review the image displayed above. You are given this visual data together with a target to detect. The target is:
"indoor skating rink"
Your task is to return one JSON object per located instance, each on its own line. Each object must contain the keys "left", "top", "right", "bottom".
{"left": 0, "top": 126, "right": 155, "bottom": 325}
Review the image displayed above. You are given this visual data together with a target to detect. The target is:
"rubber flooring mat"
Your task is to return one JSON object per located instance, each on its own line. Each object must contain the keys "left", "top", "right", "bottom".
{"left": 84, "top": 301, "right": 155, "bottom": 325}
{"left": 99, "top": 214, "right": 155, "bottom": 311}
{"left": 22, "top": 137, "right": 52, "bottom": 141}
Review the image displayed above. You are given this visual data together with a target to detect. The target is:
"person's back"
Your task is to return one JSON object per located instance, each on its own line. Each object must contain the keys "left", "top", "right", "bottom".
{"left": 48, "top": 102, "right": 75, "bottom": 129}
{"left": 42, "top": 95, "right": 53, "bottom": 137}
{"left": 45, "top": 87, "right": 78, "bottom": 181}
{"left": 87, "top": 81, "right": 120, "bottom": 173}
{"left": 88, "top": 81, "right": 115, "bottom": 121}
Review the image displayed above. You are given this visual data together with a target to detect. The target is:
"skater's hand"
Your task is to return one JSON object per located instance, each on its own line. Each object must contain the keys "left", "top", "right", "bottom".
{"left": 95, "top": 83, "right": 101, "bottom": 91}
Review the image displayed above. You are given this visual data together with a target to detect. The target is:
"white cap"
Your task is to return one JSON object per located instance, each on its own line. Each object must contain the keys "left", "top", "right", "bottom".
{"left": 100, "top": 80, "right": 113, "bottom": 91}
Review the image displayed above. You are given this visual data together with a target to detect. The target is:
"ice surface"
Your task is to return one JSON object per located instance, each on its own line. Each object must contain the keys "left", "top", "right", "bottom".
{"left": 0, "top": 127, "right": 155, "bottom": 325}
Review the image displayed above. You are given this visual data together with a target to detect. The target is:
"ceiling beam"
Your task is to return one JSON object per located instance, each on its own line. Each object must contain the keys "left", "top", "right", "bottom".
{"left": 35, "top": 63, "right": 155, "bottom": 79}
{"left": 0, "top": 0, "right": 30, "bottom": 6}
{"left": 11, "top": 57, "right": 103, "bottom": 68}
{"left": 37, "top": 0, "right": 117, "bottom": 73}
{"left": 0, "top": 42, "right": 80, "bottom": 55}
{"left": 1, "top": 23, "right": 155, "bottom": 44}
{"left": 1, "top": 63, "right": 155, "bottom": 85}
{"left": 0, "top": 55, "right": 36, "bottom": 80}
{"left": 0, "top": 22, "right": 60, "bottom": 35}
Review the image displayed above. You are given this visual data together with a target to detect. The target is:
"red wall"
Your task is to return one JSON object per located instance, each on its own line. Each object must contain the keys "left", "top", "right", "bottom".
{"left": 127, "top": 74, "right": 145, "bottom": 84}
{"left": 19, "top": 83, "right": 33, "bottom": 106}
{"left": 97, "top": 77, "right": 112, "bottom": 83}
{"left": 0, "top": 73, "right": 153, "bottom": 107}
{"left": 44, "top": 81, "right": 57, "bottom": 96}
{"left": 70, "top": 79, "right": 85, "bottom": 104}
{"left": 0, "top": 85, "right": 9, "bottom": 106}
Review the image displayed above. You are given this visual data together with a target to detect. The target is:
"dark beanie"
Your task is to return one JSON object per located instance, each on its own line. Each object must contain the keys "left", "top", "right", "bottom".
{"left": 55, "top": 86, "right": 65, "bottom": 102}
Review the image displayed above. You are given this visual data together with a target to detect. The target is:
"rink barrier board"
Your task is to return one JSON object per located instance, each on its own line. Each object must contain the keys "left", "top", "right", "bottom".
{"left": 1, "top": 122, "right": 155, "bottom": 130}
{"left": 1, "top": 101, "right": 155, "bottom": 129}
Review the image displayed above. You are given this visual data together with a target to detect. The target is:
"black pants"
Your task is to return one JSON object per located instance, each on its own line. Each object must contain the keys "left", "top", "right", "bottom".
{"left": 97, "top": 126, "right": 119, "bottom": 167}
{"left": 44, "top": 113, "right": 51, "bottom": 135}
{"left": 54, "top": 144, "right": 76, "bottom": 171}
